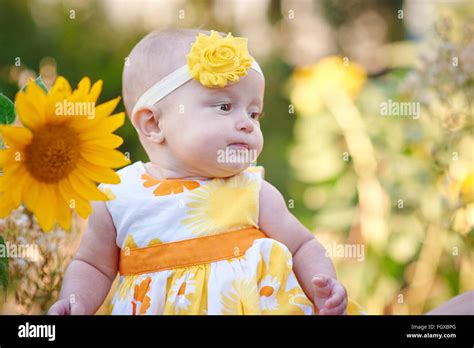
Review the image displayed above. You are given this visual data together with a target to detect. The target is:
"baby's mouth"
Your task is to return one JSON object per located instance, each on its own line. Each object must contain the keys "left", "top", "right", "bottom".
{"left": 228, "top": 143, "right": 249, "bottom": 149}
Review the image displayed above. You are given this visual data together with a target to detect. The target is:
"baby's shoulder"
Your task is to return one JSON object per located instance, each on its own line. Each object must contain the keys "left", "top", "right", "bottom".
{"left": 258, "top": 178, "right": 287, "bottom": 211}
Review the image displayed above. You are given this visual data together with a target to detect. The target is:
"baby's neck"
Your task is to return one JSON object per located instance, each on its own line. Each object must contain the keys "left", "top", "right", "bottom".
{"left": 143, "top": 162, "right": 211, "bottom": 181}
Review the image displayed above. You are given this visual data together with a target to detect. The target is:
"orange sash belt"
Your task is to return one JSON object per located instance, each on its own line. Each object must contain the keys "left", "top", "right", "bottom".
{"left": 119, "top": 227, "right": 267, "bottom": 276}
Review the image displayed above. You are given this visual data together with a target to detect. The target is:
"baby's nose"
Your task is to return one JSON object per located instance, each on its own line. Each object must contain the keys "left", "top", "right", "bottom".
{"left": 235, "top": 114, "right": 254, "bottom": 133}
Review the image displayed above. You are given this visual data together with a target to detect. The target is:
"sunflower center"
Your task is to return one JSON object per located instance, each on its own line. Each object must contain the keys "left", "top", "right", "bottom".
{"left": 24, "top": 122, "right": 80, "bottom": 183}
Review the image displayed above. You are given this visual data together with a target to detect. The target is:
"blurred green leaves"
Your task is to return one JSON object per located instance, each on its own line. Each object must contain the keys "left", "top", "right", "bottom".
{"left": 0, "top": 93, "right": 15, "bottom": 125}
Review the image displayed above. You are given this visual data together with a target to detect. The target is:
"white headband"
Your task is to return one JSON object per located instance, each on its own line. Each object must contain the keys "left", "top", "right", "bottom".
{"left": 132, "top": 60, "right": 264, "bottom": 117}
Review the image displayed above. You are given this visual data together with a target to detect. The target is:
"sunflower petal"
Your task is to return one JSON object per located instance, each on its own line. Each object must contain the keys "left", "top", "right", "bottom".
{"left": 58, "top": 179, "right": 92, "bottom": 219}
{"left": 76, "top": 160, "right": 121, "bottom": 184}
{"left": 53, "top": 185, "right": 72, "bottom": 231}
{"left": 87, "top": 80, "right": 103, "bottom": 103}
{"left": 95, "top": 112, "right": 126, "bottom": 134}
{"left": 0, "top": 154, "right": 21, "bottom": 178}
{"left": 80, "top": 148, "right": 130, "bottom": 168}
{"left": 82, "top": 134, "right": 124, "bottom": 149}
{"left": 0, "top": 126, "right": 33, "bottom": 147}
{"left": 75, "top": 200, "right": 92, "bottom": 219}
{"left": 46, "top": 76, "right": 73, "bottom": 121}
{"left": 24, "top": 78, "right": 48, "bottom": 102}
{"left": 34, "top": 183, "right": 57, "bottom": 232}
{"left": 15, "top": 82, "right": 47, "bottom": 130}
{"left": 75, "top": 112, "right": 126, "bottom": 139}
{"left": 70, "top": 110, "right": 124, "bottom": 133}
{"left": 94, "top": 97, "right": 121, "bottom": 120}
{"left": 77, "top": 77, "right": 91, "bottom": 95}
{"left": 73, "top": 196, "right": 92, "bottom": 219}
{"left": 50, "top": 76, "right": 72, "bottom": 97}
{"left": 0, "top": 191, "right": 18, "bottom": 217}
{"left": 70, "top": 77, "right": 92, "bottom": 102}
{"left": 23, "top": 176, "right": 41, "bottom": 212}
{"left": 0, "top": 150, "right": 6, "bottom": 167}
{"left": 0, "top": 149, "right": 17, "bottom": 170}
{"left": 68, "top": 171, "right": 109, "bottom": 201}
{"left": 10, "top": 170, "right": 30, "bottom": 206}
{"left": 56, "top": 211, "right": 72, "bottom": 230}
{"left": 0, "top": 175, "right": 6, "bottom": 192}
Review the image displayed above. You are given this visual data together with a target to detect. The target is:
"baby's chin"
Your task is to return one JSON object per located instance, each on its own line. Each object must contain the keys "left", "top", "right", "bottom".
{"left": 209, "top": 161, "right": 252, "bottom": 178}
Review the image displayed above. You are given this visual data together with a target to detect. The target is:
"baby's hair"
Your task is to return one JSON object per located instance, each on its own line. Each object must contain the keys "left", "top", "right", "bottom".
{"left": 122, "top": 28, "right": 226, "bottom": 118}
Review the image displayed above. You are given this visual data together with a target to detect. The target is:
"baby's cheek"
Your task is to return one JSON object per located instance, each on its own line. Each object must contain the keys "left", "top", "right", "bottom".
{"left": 253, "top": 128, "right": 264, "bottom": 154}
{"left": 179, "top": 132, "right": 221, "bottom": 163}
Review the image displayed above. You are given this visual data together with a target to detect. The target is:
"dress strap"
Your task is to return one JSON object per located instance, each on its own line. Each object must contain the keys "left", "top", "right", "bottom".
{"left": 119, "top": 227, "right": 267, "bottom": 276}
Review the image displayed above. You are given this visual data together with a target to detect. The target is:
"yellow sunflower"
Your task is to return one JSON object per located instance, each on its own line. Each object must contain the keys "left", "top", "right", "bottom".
{"left": 180, "top": 173, "right": 260, "bottom": 236}
{"left": 220, "top": 277, "right": 260, "bottom": 314}
{"left": 0, "top": 76, "right": 130, "bottom": 231}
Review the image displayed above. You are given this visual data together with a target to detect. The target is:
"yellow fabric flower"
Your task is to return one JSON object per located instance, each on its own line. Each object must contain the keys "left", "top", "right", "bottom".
{"left": 186, "top": 30, "right": 254, "bottom": 88}
{"left": 0, "top": 76, "right": 130, "bottom": 231}
{"left": 180, "top": 172, "right": 259, "bottom": 236}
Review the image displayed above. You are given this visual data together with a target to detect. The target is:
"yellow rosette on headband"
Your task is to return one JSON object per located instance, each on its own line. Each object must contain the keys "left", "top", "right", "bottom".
{"left": 186, "top": 30, "right": 254, "bottom": 88}
{"left": 131, "top": 30, "right": 263, "bottom": 116}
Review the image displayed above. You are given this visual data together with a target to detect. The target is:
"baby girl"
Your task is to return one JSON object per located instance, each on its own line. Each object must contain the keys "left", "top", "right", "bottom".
{"left": 48, "top": 28, "right": 349, "bottom": 315}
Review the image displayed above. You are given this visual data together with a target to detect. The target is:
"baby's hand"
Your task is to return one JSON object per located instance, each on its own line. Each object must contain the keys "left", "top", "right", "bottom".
{"left": 312, "top": 274, "right": 347, "bottom": 315}
{"left": 47, "top": 298, "right": 87, "bottom": 315}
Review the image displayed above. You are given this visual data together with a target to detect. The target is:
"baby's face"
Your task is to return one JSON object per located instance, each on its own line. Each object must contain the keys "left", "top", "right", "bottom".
{"left": 158, "top": 69, "right": 265, "bottom": 178}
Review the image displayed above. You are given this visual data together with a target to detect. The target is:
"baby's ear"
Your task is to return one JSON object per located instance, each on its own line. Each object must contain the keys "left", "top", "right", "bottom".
{"left": 131, "top": 106, "right": 165, "bottom": 144}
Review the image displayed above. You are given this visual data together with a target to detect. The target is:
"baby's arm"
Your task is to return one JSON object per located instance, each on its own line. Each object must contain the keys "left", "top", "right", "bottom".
{"left": 48, "top": 201, "right": 119, "bottom": 315}
{"left": 259, "top": 180, "right": 347, "bottom": 315}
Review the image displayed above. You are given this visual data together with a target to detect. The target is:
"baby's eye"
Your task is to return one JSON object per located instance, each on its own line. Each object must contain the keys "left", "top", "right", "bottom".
{"left": 216, "top": 103, "right": 232, "bottom": 112}
{"left": 249, "top": 111, "right": 264, "bottom": 121}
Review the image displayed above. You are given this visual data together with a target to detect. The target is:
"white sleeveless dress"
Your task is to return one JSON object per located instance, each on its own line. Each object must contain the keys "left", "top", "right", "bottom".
{"left": 98, "top": 161, "right": 316, "bottom": 315}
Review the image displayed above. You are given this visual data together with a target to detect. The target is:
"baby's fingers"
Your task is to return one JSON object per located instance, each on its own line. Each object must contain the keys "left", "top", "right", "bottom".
{"left": 47, "top": 299, "right": 70, "bottom": 315}
{"left": 70, "top": 301, "right": 87, "bottom": 315}
{"left": 325, "top": 289, "right": 346, "bottom": 308}
{"left": 320, "top": 299, "right": 348, "bottom": 315}
{"left": 312, "top": 275, "right": 332, "bottom": 298}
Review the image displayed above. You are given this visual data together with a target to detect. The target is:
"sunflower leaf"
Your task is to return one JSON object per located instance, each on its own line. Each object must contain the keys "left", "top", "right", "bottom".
{"left": 0, "top": 235, "right": 9, "bottom": 298}
{"left": 0, "top": 93, "right": 16, "bottom": 125}
{"left": 20, "top": 75, "right": 48, "bottom": 94}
